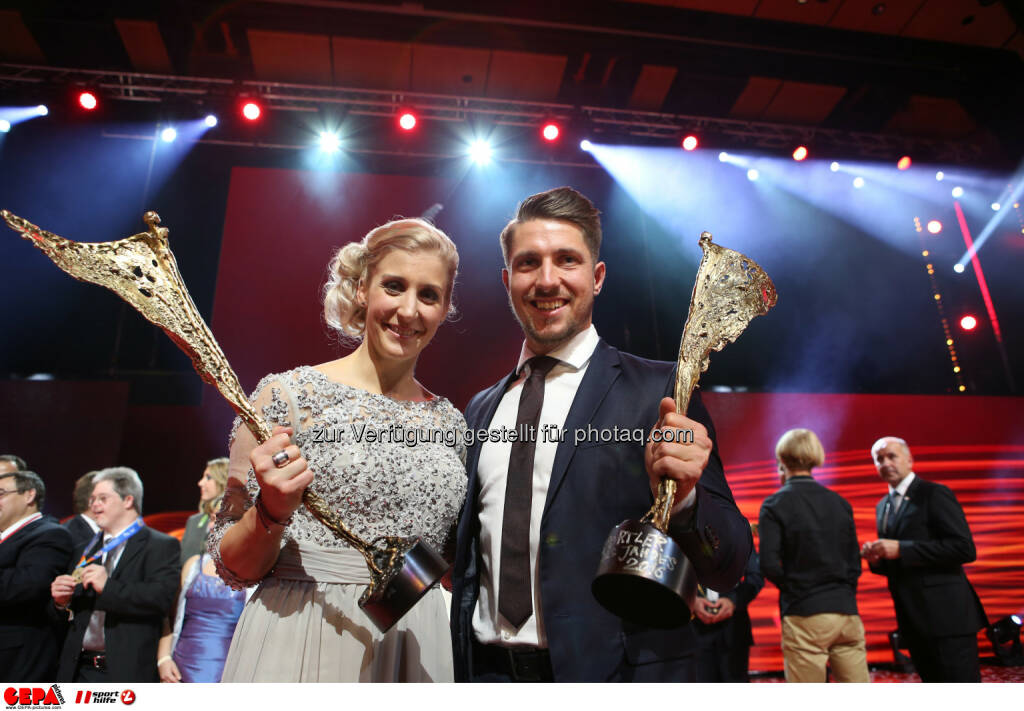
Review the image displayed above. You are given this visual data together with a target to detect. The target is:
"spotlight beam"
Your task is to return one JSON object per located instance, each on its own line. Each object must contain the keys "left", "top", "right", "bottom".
{"left": 957, "top": 172, "right": 1024, "bottom": 265}
{"left": 953, "top": 202, "right": 1015, "bottom": 392}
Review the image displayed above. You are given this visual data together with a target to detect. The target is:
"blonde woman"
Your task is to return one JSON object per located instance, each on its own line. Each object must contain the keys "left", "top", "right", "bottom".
{"left": 179, "top": 458, "right": 228, "bottom": 565}
{"left": 208, "top": 219, "right": 467, "bottom": 682}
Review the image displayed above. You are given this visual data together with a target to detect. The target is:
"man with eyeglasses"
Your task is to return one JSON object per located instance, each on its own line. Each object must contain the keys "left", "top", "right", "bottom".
{"left": 50, "top": 467, "right": 178, "bottom": 682}
{"left": 0, "top": 467, "right": 73, "bottom": 681}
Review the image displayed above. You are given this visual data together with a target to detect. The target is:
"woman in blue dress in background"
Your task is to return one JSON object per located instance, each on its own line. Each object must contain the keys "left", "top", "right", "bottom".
{"left": 158, "top": 498, "right": 251, "bottom": 682}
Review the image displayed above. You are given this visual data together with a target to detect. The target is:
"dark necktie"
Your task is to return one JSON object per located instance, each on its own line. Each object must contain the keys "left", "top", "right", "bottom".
{"left": 884, "top": 492, "right": 902, "bottom": 534}
{"left": 498, "top": 355, "right": 559, "bottom": 629}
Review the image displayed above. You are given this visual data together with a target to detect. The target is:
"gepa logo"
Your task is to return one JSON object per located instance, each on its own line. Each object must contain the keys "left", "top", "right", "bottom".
{"left": 4, "top": 686, "right": 64, "bottom": 708}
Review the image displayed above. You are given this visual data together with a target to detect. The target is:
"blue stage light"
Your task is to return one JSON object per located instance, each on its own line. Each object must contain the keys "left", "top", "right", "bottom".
{"left": 319, "top": 131, "right": 341, "bottom": 153}
{"left": 469, "top": 140, "right": 492, "bottom": 165}
{"left": 160, "top": 127, "right": 177, "bottom": 143}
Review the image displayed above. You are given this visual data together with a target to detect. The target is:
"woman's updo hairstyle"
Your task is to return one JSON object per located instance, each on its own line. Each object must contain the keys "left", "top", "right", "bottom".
{"left": 323, "top": 218, "right": 459, "bottom": 339}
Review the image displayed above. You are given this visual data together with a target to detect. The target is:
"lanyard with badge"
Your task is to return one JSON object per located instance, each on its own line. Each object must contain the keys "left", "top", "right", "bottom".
{"left": 71, "top": 518, "right": 144, "bottom": 582}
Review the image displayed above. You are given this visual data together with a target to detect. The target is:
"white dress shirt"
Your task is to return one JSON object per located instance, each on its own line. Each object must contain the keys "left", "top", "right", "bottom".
{"left": 889, "top": 471, "right": 915, "bottom": 500}
{"left": 472, "top": 325, "right": 601, "bottom": 647}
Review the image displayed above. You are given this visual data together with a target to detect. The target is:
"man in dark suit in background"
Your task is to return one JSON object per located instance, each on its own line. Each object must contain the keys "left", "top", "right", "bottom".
{"left": 63, "top": 471, "right": 100, "bottom": 551}
{"left": 0, "top": 469, "right": 73, "bottom": 681}
{"left": 862, "top": 436, "right": 987, "bottom": 682}
{"left": 693, "top": 547, "right": 764, "bottom": 682}
{"left": 50, "top": 467, "right": 179, "bottom": 682}
{"left": 451, "top": 187, "right": 752, "bottom": 682}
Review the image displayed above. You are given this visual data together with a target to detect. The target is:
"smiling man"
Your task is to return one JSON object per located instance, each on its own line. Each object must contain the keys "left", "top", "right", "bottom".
{"left": 50, "top": 466, "right": 179, "bottom": 682}
{"left": 862, "top": 437, "right": 987, "bottom": 682}
{"left": 451, "top": 186, "right": 751, "bottom": 682}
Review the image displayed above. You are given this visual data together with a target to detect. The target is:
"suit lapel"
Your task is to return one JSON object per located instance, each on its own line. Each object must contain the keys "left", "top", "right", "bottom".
{"left": 542, "top": 340, "right": 621, "bottom": 523}
{"left": 889, "top": 476, "right": 921, "bottom": 536}
{"left": 465, "top": 371, "right": 518, "bottom": 492}
{"left": 110, "top": 525, "right": 148, "bottom": 578}
{"left": 876, "top": 497, "right": 886, "bottom": 536}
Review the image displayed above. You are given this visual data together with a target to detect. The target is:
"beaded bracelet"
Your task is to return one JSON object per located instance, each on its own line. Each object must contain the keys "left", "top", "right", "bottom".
{"left": 254, "top": 491, "right": 291, "bottom": 533}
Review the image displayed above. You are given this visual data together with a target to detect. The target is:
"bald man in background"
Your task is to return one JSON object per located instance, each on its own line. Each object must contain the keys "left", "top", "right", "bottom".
{"left": 862, "top": 436, "right": 987, "bottom": 682}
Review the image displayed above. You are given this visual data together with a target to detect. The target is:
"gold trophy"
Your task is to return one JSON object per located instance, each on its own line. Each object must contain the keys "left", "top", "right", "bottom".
{"left": 2, "top": 210, "right": 447, "bottom": 632}
{"left": 592, "top": 231, "right": 777, "bottom": 628}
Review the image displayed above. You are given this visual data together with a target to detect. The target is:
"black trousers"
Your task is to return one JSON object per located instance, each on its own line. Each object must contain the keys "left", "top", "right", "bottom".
{"left": 904, "top": 632, "right": 981, "bottom": 682}
{"left": 73, "top": 658, "right": 110, "bottom": 683}
{"left": 470, "top": 638, "right": 555, "bottom": 682}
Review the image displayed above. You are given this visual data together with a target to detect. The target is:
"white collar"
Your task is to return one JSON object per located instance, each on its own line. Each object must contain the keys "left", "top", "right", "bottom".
{"left": 0, "top": 512, "right": 42, "bottom": 541}
{"left": 515, "top": 325, "right": 600, "bottom": 375}
{"left": 80, "top": 514, "right": 101, "bottom": 535}
{"left": 889, "top": 471, "right": 916, "bottom": 497}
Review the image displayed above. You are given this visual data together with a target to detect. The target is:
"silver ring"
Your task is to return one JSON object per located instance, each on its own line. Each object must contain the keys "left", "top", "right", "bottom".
{"left": 271, "top": 449, "right": 290, "bottom": 468}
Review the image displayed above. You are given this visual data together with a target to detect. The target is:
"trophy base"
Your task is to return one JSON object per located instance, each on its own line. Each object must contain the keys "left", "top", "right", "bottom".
{"left": 591, "top": 519, "right": 697, "bottom": 629}
{"left": 359, "top": 538, "right": 450, "bottom": 633}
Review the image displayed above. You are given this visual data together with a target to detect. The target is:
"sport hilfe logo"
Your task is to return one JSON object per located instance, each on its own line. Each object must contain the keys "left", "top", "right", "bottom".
{"left": 71, "top": 691, "right": 134, "bottom": 706}
{"left": 3, "top": 686, "right": 64, "bottom": 708}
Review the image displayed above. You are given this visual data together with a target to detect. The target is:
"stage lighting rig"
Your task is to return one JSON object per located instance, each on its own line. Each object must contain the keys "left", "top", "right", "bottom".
{"left": 78, "top": 91, "right": 98, "bottom": 111}
{"left": 468, "top": 139, "right": 492, "bottom": 165}
{"left": 986, "top": 615, "right": 1023, "bottom": 666}
{"left": 398, "top": 111, "right": 417, "bottom": 131}
{"left": 241, "top": 101, "right": 262, "bottom": 121}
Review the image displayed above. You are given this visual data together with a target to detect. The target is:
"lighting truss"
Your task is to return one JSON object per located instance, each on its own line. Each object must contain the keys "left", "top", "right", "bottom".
{"left": 0, "top": 62, "right": 988, "bottom": 164}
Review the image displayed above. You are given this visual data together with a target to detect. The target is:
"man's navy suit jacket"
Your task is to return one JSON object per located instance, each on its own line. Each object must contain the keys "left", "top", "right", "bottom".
{"left": 451, "top": 340, "right": 752, "bottom": 681}
{"left": 55, "top": 525, "right": 179, "bottom": 682}
{"left": 0, "top": 517, "right": 73, "bottom": 681}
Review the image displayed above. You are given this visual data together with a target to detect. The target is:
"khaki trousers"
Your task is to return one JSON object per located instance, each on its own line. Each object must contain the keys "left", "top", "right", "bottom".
{"left": 781, "top": 613, "right": 870, "bottom": 683}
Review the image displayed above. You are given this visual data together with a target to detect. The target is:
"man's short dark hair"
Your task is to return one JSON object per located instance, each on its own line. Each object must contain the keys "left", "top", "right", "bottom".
{"left": 0, "top": 454, "right": 27, "bottom": 471}
{"left": 93, "top": 467, "right": 144, "bottom": 515}
{"left": 72, "top": 471, "right": 98, "bottom": 515}
{"left": 499, "top": 187, "right": 602, "bottom": 266}
{"left": 0, "top": 470, "right": 46, "bottom": 510}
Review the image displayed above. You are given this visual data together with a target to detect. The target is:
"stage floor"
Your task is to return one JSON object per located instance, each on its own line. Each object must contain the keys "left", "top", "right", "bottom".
{"left": 750, "top": 664, "right": 1023, "bottom": 683}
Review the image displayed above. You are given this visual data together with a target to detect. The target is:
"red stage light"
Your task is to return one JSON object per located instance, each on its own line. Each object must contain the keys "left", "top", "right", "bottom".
{"left": 542, "top": 123, "right": 560, "bottom": 142}
{"left": 241, "top": 102, "right": 262, "bottom": 121}
{"left": 960, "top": 315, "right": 977, "bottom": 331}
{"left": 399, "top": 112, "right": 417, "bottom": 131}
{"left": 682, "top": 135, "right": 698, "bottom": 151}
{"left": 792, "top": 145, "right": 808, "bottom": 161}
{"left": 78, "top": 91, "right": 98, "bottom": 111}
{"left": 897, "top": 155, "right": 912, "bottom": 170}
{"left": 927, "top": 220, "right": 942, "bottom": 234}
